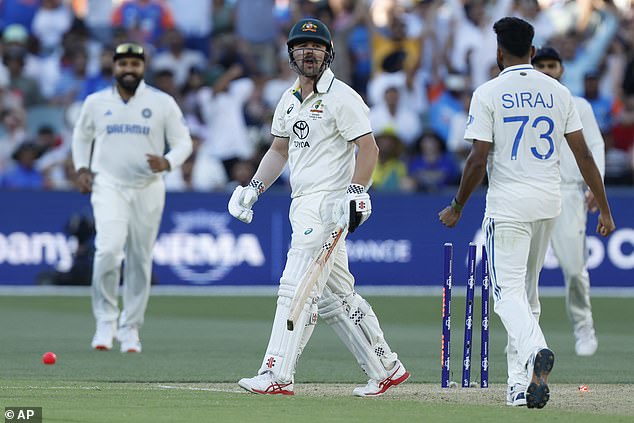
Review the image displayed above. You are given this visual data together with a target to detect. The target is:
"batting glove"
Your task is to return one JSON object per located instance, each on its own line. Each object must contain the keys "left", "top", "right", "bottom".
{"left": 333, "top": 183, "right": 372, "bottom": 232}
{"left": 228, "top": 179, "right": 264, "bottom": 224}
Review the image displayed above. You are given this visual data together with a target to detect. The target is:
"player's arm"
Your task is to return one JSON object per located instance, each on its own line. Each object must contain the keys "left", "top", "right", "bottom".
{"left": 227, "top": 137, "right": 288, "bottom": 224}
{"left": 439, "top": 140, "right": 491, "bottom": 227}
{"left": 351, "top": 133, "right": 379, "bottom": 187}
{"left": 578, "top": 101, "right": 606, "bottom": 211}
{"left": 565, "top": 129, "right": 615, "bottom": 237}
{"left": 150, "top": 97, "right": 193, "bottom": 173}
{"left": 71, "top": 99, "right": 96, "bottom": 194}
{"left": 330, "top": 133, "right": 378, "bottom": 232}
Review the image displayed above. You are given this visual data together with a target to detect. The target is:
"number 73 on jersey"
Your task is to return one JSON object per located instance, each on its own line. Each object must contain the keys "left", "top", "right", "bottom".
{"left": 504, "top": 115, "right": 555, "bottom": 160}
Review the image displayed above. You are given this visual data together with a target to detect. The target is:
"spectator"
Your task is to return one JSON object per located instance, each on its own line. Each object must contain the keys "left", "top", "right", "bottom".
{"left": 82, "top": 0, "right": 115, "bottom": 44}
{"left": 408, "top": 131, "right": 459, "bottom": 192}
{"left": 446, "top": 90, "right": 473, "bottom": 169}
{"left": 211, "top": 0, "right": 233, "bottom": 37}
{"left": 151, "top": 68, "right": 181, "bottom": 104}
{"left": 0, "top": 106, "right": 27, "bottom": 172}
{"left": 234, "top": 0, "right": 277, "bottom": 76}
{"left": 52, "top": 45, "right": 89, "bottom": 105}
{"left": 371, "top": 132, "right": 411, "bottom": 192}
{"left": 151, "top": 29, "right": 206, "bottom": 89}
{"left": 611, "top": 94, "right": 634, "bottom": 154}
{"left": 2, "top": 22, "right": 61, "bottom": 100}
{"left": 583, "top": 71, "right": 614, "bottom": 134}
{"left": 166, "top": 0, "right": 213, "bottom": 55}
{"left": 371, "top": 12, "right": 420, "bottom": 78}
{"left": 112, "top": 0, "right": 176, "bottom": 45}
{"left": 31, "top": 0, "right": 73, "bottom": 55}
{"left": 556, "top": 8, "right": 619, "bottom": 96}
{"left": 427, "top": 73, "right": 467, "bottom": 143}
{"left": 511, "top": 0, "right": 555, "bottom": 47}
{"left": 3, "top": 46, "right": 44, "bottom": 106}
{"left": 225, "top": 158, "right": 255, "bottom": 191}
{"left": 0, "top": 64, "right": 22, "bottom": 111}
{"left": 82, "top": 48, "right": 113, "bottom": 98}
{"left": 1, "top": 140, "right": 45, "bottom": 189}
{"left": 197, "top": 60, "right": 255, "bottom": 175}
{"left": 370, "top": 84, "right": 422, "bottom": 147}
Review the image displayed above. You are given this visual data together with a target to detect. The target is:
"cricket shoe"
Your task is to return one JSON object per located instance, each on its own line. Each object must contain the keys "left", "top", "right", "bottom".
{"left": 117, "top": 326, "right": 141, "bottom": 353}
{"left": 352, "top": 360, "right": 410, "bottom": 397}
{"left": 238, "top": 372, "right": 294, "bottom": 395}
{"left": 575, "top": 325, "right": 598, "bottom": 356}
{"left": 506, "top": 384, "right": 527, "bottom": 407}
{"left": 526, "top": 348, "right": 555, "bottom": 409}
{"left": 91, "top": 321, "right": 117, "bottom": 350}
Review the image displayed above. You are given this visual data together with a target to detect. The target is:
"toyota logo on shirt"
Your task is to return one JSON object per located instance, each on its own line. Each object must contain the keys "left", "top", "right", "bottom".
{"left": 293, "top": 120, "right": 309, "bottom": 139}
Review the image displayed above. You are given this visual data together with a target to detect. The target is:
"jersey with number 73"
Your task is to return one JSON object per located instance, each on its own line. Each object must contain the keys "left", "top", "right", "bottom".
{"left": 465, "top": 64, "right": 583, "bottom": 222}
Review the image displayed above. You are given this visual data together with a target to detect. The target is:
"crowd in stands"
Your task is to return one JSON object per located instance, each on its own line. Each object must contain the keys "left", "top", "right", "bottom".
{"left": 0, "top": 0, "right": 633, "bottom": 193}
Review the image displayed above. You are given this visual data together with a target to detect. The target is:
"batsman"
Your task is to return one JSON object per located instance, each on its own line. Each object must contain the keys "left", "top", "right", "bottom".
{"left": 228, "top": 18, "right": 409, "bottom": 396}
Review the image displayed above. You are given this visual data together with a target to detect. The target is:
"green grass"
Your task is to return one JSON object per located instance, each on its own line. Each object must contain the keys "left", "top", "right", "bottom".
{"left": 0, "top": 295, "right": 632, "bottom": 422}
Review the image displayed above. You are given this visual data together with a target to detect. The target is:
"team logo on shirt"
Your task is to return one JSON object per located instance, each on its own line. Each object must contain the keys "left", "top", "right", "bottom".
{"left": 466, "top": 114, "right": 474, "bottom": 127}
{"left": 142, "top": 108, "right": 152, "bottom": 118}
{"left": 287, "top": 105, "right": 294, "bottom": 114}
{"left": 309, "top": 100, "right": 324, "bottom": 119}
{"left": 310, "top": 100, "right": 323, "bottom": 113}
{"left": 293, "top": 120, "right": 309, "bottom": 139}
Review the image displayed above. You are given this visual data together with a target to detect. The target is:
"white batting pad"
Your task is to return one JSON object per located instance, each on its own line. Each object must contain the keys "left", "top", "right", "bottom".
{"left": 257, "top": 249, "right": 318, "bottom": 382}
{"left": 318, "top": 286, "right": 398, "bottom": 380}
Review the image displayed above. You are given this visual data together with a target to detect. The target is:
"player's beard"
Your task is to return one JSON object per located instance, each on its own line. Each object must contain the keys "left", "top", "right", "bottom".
{"left": 116, "top": 73, "right": 142, "bottom": 94}
{"left": 291, "top": 48, "right": 327, "bottom": 78}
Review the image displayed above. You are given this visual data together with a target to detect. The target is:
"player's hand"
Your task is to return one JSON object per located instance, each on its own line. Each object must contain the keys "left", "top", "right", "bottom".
{"left": 76, "top": 167, "right": 94, "bottom": 194}
{"left": 438, "top": 205, "right": 461, "bottom": 228}
{"left": 228, "top": 185, "right": 259, "bottom": 224}
{"left": 332, "top": 184, "right": 371, "bottom": 232}
{"left": 596, "top": 213, "right": 615, "bottom": 237}
{"left": 146, "top": 154, "right": 170, "bottom": 173}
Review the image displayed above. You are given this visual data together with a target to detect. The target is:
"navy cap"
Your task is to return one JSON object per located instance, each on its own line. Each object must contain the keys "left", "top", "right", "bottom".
{"left": 532, "top": 46, "right": 562, "bottom": 64}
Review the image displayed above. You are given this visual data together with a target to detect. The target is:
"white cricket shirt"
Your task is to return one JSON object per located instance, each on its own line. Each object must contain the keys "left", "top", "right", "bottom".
{"left": 559, "top": 96, "right": 605, "bottom": 186}
{"left": 72, "top": 81, "right": 192, "bottom": 187}
{"left": 271, "top": 68, "right": 372, "bottom": 198}
{"left": 465, "top": 64, "right": 583, "bottom": 221}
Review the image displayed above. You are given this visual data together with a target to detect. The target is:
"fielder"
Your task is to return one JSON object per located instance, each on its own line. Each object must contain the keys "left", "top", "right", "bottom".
{"left": 72, "top": 43, "right": 192, "bottom": 353}
{"left": 532, "top": 46, "right": 604, "bottom": 356}
{"left": 439, "top": 17, "right": 615, "bottom": 409}
{"left": 228, "top": 18, "right": 409, "bottom": 396}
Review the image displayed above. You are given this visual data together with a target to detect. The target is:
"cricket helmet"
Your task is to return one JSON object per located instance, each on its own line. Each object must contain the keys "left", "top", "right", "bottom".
{"left": 287, "top": 18, "right": 335, "bottom": 77}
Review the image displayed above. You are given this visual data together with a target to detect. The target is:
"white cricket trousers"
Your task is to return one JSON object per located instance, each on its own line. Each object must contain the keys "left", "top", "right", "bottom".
{"left": 483, "top": 217, "right": 555, "bottom": 387}
{"left": 549, "top": 186, "right": 594, "bottom": 332}
{"left": 90, "top": 176, "right": 165, "bottom": 328}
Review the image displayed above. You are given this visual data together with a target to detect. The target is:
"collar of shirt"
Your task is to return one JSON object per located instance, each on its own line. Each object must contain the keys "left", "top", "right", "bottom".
{"left": 499, "top": 63, "right": 534, "bottom": 77}
{"left": 291, "top": 68, "right": 336, "bottom": 95}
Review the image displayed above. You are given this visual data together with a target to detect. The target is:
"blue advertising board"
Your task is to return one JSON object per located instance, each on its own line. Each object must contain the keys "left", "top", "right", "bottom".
{"left": 0, "top": 190, "right": 632, "bottom": 287}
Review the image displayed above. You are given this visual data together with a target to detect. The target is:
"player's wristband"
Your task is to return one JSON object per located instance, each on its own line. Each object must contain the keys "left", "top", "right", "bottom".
{"left": 249, "top": 179, "right": 266, "bottom": 195}
{"left": 450, "top": 197, "right": 463, "bottom": 212}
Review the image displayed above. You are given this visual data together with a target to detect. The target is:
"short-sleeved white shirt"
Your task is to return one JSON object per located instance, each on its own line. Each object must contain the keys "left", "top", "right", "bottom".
{"left": 465, "top": 64, "right": 582, "bottom": 222}
{"left": 271, "top": 68, "right": 372, "bottom": 198}
{"left": 72, "top": 81, "right": 192, "bottom": 188}
{"left": 559, "top": 96, "right": 605, "bottom": 186}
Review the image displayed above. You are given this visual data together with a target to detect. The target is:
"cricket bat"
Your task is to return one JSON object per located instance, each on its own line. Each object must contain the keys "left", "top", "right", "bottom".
{"left": 286, "top": 225, "right": 347, "bottom": 331}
